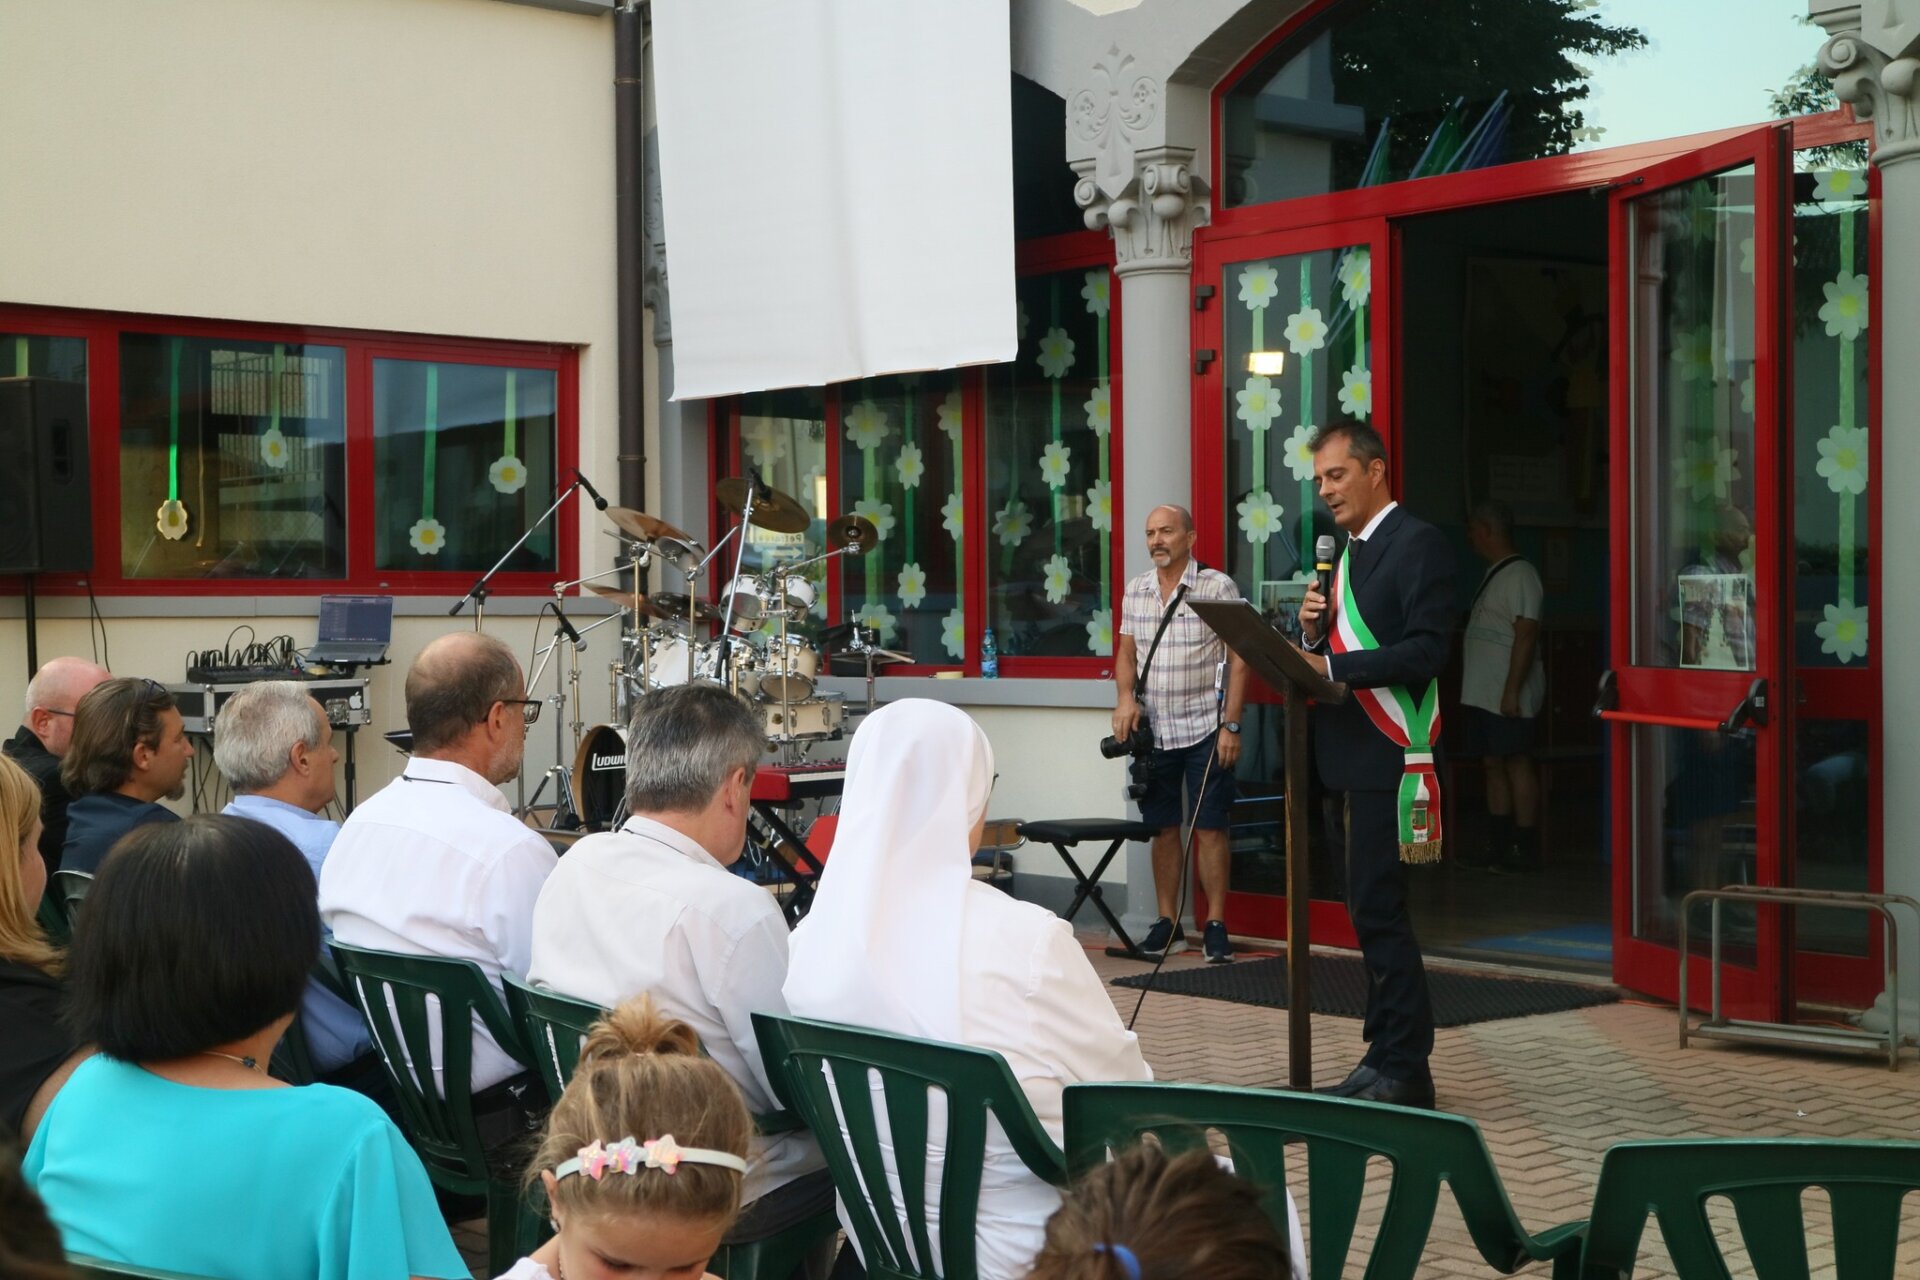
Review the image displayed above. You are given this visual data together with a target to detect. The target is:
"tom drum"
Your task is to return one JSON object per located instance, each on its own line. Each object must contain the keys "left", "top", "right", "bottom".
{"left": 758, "top": 693, "right": 844, "bottom": 741}
{"left": 758, "top": 637, "right": 819, "bottom": 702}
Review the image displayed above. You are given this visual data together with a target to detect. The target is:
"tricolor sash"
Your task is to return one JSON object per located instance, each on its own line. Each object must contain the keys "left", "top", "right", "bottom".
{"left": 1329, "top": 542, "right": 1444, "bottom": 864}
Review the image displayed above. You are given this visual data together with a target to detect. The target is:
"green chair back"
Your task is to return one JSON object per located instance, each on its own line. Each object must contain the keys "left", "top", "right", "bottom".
{"left": 67, "top": 1256, "right": 217, "bottom": 1279}
{"left": 36, "top": 887, "right": 69, "bottom": 946}
{"left": 502, "top": 972, "right": 604, "bottom": 1106}
{"left": 51, "top": 869, "right": 92, "bottom": 925}
{"left": 1580, "top": 1138, "right": 1920, "bottom": 1279}
{"left": 753, "top": 1011, "right": 1067, "bottom": 1280}
{"left": 1063, "top": 1081, "right": 1585, "bottom": 1280}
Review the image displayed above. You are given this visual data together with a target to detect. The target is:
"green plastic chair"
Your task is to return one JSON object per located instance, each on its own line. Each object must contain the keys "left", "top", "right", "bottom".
{"left": 67, "top": 1257, "right": 217, "bottom": 1279}
{"left": 328, "top": 942, "right": 544, "bottom": 1279}
{"left": 753, "top": 1011, "right": 1069, "bottom": 1280}
{"left": 1578, "top": 1138, "right": 1920, "bottom": 1278}
{"left": 36, "top": 887, "right": 70, "bottom": 945}
{"left": 1062, "top": 1081, "right": 1585, "bottom": 1280}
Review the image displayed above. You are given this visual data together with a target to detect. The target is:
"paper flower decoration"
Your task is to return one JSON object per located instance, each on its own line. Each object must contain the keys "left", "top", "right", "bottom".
{"left": 895, "top": 443, "right": 925, "bottom": 489}
{"left": 1039, "top": 441, "right": 1072, "bottom": 489}
{"left": 942, "top": 607, "right": 965, "bottom": 660}
{"left": 941, "top": 491, "right": 964, "bottom": 539}
{"left": 1819, "top": 271, "right": 1870, "bottom": 341}
{"left": 1673, "top": 446, "right": 1739, "bottom": 502}
{"left": 260, "top": 426, "right": 291, "bottom": 471}
{"left": 897, "top": 561, "right": 927, "bottom": 610}
{"left": 1282, "top": 422, "right": 1317, "bottom": 482}
{"left": 156, "top": 499, "right": 190, "bottom": 541}
{"left": 1672, "top": 326, "right": 1717, "bottom": 383}
{"left": 1236, "top": 491, "right": 1286, "bottom": 543}
{"left": 1816, "top": 602, "right": 1868, "bottom": 663}
{"left": 993, "top": 499, "right": 1033, "bottom": 546}
{"left": 853, "top": 602, "right": 896, "bottom": 641}
{"left": 1236, "top": 376, "right": 1281, "bottom": 433}
{"left": 852, "top": 498, "right": 894, "bottom": 541}
{"left": 937, "top": 390, "right": 963, "bottom": 440}
{"left": 1816, "top": 424, "right": 1869, "bottom": 495}
{"left": 742, "top": 420, "right": 788, "bottom": 468}
{"left": 1284, "top": 307, "right": 1327, "bottom": 354}
{"left": 1081, "top": 269, "right": 1111, "bottom": 318}
{"left": 1084, "top": 384, "right": 1112, "bottom": 437}
{"left": 1086, "top": 478, "right": 1112, "bottom": 532}
{"left": 1338, "top": 366, "right": 1372, "bottom": 420}
{"left": 489, "top": 454, "right": 529, "bottom": 495}
{"left": 1237, "top": 264, "right": 1279, "bottom": 310}
{"left": 844, "top": 400, "right": 891, "bottom": 451}
{"left": 1338, "top": 248, "right": 1372, "bottom": 308}
{"left": 1814, "top": 168, "right": 1866, "bottom": 205}
{"left": 1085, "top": 608, "right": 1113, "bottom": 657}
{"left": 1036, "top": 328, "right": 1076, "bottom": 379}
{"left": 1042, "top": 554, "right": 1073, "bottom": 604}
{"left": 409, "top": 517, "right": 448, "bottom": 556}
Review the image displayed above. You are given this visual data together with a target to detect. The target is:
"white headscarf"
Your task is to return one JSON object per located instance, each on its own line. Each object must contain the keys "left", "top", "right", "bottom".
{"left": 783, "top": 699, "right": 994, "bottom": 1043}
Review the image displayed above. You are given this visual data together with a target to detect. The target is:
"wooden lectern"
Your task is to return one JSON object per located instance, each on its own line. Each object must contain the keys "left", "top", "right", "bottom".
{"left": 1188, "top": 598, "right": 1347, "bottom": 1090}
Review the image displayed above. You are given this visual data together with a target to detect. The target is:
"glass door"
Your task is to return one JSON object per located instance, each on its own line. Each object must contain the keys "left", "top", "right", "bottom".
{"left": 1605, "top": 125, "right": 1793, "bottom": 1017}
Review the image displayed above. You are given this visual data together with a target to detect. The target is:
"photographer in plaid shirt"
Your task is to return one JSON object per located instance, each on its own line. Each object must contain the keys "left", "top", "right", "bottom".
{"left": 1112, "top": 505, "right": 1248, "bottom": 963}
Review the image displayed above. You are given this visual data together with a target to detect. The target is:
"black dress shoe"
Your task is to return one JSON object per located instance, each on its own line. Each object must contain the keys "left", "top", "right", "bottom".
{"left": 1315, "top": 1064, "right": 1382, "bottom": 1097}
{"left": 1350, "top": 1072, "right": 1436, "bottom": 1109}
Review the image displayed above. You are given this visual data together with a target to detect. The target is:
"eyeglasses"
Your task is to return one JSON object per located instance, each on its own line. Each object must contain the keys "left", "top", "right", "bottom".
{"left": 38, "top": 709, "right": 74, "bottom": 719}
{"left": 499, "top": 699, "right": 543, "bottom": 727}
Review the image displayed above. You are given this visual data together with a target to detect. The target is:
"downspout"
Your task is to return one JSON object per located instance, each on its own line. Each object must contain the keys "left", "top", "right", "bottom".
{"left": 614, "top": 0, "right": 647, "bottom": 510}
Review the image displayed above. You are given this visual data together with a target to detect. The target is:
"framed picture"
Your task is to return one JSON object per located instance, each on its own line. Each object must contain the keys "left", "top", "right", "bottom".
{"left": 1258, "top": 578, "right": 1310, "bottom": 644}
{"left": 1678, "top": 572, "right": 1755, "bottom": 671}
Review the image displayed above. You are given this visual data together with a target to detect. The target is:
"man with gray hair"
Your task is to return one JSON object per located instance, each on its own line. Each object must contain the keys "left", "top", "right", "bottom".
{"left": 214, "top": 680, "right": 372, "bottom": 1076}
{"left": 5, "top": 656, "right": 111, "bottom": 875}
{"left": 528, "top": 683, "right": 832, "bottom": 1259}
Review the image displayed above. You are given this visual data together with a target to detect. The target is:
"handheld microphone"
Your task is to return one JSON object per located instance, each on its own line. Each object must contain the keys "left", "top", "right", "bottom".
{"left": 549, "top": 600, "right": 585, "bottom": 651}
{"left": 574, "top": 468, "right": 611, "bottom": 511}
{"left": 1314, "top": 534, "right": 1336, "bottom": 603}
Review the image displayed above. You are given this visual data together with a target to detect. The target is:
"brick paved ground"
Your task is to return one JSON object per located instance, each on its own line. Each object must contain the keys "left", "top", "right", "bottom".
{"left": 455, "top": 937, "right": 1920, "bottom": 1278}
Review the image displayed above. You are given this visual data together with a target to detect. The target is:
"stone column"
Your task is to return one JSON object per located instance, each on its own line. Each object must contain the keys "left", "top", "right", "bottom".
{"left": 1813, "top": 1, "right": 1920, "bottom": 1034}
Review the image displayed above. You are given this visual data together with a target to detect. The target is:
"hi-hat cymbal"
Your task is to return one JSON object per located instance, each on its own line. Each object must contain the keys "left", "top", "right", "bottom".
{"left": 826, "top": 514, "right": 879, "bottom": 555}
{"left": 585, "top": 583, "right": 649, "bottom": 611}
{"left": 607, "top": 506, "right": 697, "bottom": 546}
{"left": 644, "top": 592, "right": 720, "bottom": 623}
{"left": 716, "top": 477, "right": 812, "bottom": 534}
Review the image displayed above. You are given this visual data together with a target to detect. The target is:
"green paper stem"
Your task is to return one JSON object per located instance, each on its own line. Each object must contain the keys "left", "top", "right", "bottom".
{"left": 952, "top": 420, "right": 965, "bottom": 589}
{"left": 1839, "top": 208, "right": 1859, "bottom": 609}
{"left": 505, "top": 370, "right": 518, "bottom": 458}
{"left": 1097, "top": 303, "right": 1110, "bottom": 613}
{"left": 270, "top": 343, "right": 283, "bottom": 434}
{"left": 168, "top": 338, "right": 182, "bottom": 501}
{"left": 904, "top": 395, "right": 916, "bottom": 567}
{"left": 1299, "top": 261, "right": 1316, "bottom": 577}
{"left": 1839, "top": 496, "right": 1855, "bottom": 609}
{"left": 1049, "top": 277, "right": 1063, "bottom": 557}
{"left": 423, "top": 364, "right": 439, "bottom": 521}
{"left": 1249, "top": 275, "right": 1268, "bottom": 587}
{"left": 12, "top": 336, "right": 26, "bottom": 377}
{"left": 1356, "top": 302, "right": 1368, "bottom": 372}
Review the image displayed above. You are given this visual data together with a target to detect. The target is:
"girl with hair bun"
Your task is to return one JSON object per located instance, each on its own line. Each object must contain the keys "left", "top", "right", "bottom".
{"left": 502, "top": 995, "right": 755, "bottom": 1280}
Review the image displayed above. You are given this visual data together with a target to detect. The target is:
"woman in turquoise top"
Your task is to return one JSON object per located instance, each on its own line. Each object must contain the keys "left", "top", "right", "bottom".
{"left": 25, "top": 815, "right": 467, "bottom": 1280}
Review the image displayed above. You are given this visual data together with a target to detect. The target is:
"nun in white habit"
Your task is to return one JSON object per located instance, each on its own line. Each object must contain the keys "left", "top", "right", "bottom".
{"left": 784, "top": 699, "right": 1151, "bottom": 1280}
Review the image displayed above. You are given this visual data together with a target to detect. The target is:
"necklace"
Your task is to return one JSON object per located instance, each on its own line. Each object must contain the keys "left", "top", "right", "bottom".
{"left": 200, "top": 1050, "right": 261, "bottom": 1071}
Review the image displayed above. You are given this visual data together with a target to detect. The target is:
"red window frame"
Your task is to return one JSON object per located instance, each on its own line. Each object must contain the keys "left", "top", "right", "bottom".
{"left": 0, "top": 303, "right": 579, "bottom": 597}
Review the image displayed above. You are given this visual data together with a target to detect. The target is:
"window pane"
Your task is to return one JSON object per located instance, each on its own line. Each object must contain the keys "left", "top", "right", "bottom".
{"left": 373, "top": 360, "right": 557, "bottom": 571}
{"left": 1, "top": 333, "right": 86, "bottom": 384}
{"left": 1632, "top": 722, "right": 1757, "bottom": 961}
{"left": 735, "top": 388, "right": 829, "bottom": 649}
{"left": 1794, "top": 718, "right": 1870, "bottom": 958}
{"left": 984, "top": 267, "right": 1116, "bottom": 658}
{"left": 119, "top": 334, "right": 346, "bottom": 580}
{"left": 836, "top": 373, "right": 965, "bottom": 664}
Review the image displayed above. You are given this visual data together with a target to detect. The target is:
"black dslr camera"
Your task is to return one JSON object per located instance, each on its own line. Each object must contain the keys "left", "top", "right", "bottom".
{"left": 1099, "top": 713, "right": 1154, "bottom": 800}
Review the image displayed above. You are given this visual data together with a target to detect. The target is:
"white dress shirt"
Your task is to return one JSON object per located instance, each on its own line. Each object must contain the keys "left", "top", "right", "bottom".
{"left": 318, "top": 757, "right": 557, "bottom": 1092}
{"left": 527, "top": 815, "right": 824, "bottom": 1204}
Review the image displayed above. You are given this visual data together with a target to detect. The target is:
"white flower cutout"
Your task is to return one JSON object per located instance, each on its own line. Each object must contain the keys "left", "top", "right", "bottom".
{"left": 1284, "top": 307, "right": 1327, "bottom": 354}
{"left": 852, "top": 498, "right": 895, "bottom": 540}
{"left": 1673, "top": 446, "right": 1739, "bottom": 502}
{"left": 897, "top": 561, "right": 928, "bottom": 610}
{"left": 1036, "top": 328, "right": 1076, "bottom": 379}
{"left": 1085, "top": 608, "right": 1113, "bottom": 657}
{"left": 1236, "top": 376, "right": 1281, "bottom": 433}
{"left": 409, "top": 517, "right": 448, "bottom": 556}
{"left": 1081, "top": 270, "right": 1111, "bottom": 318}
{"left": 1237, "top": 264, "right": 1279, "bottom": 310}
{"left": 942, "top": 607, "right": 966, "bottom": 659}
{"left": 895, "top": 443, "right": 925, "bottom": 490}
{"left": 1814, "top": 168, "right": 1866, "bottom": 205}
{"left": 1086, "top": 478, "right": 1112, "bottom": 532}
{"left": 1282, "top": 423, "right": 1317, "bottom": 482}
{"left": 941, "top": 491, "right": 964, "bottom": 539}
{"left": 1816, "top": 424, "right": 1868, "bottom": 496}
{"left": 1039, "top": 441, "right": 1072, "bottom": 489}
{"left": 260, "top": 426, "right": 291, "bottom": 471}
{"left": 1816, "top": 601, "right": 1868, "bottom": 663}
{"left": 853, "top": 602, "right": 896, "bottom": 641}
{"left": 489, "top": 454, "right": 528, "bottom": 495}
{"left": 156, "top": 500, "right": 190, "bottom": 541}
{"left": 1819, "top": 271, "right": 1869, "bottom": 341}
{"left": 1338, "top": 248, "right": 1372, "bottom": 308}
{"left": 1042, "top": 554, "right": 1073, "bottom": 604}
{"left": 1084, "top": 384, "right": 1112, "bottom": 437}
{"left": 742, "top": 420, "right": 788, "bottom": 468}
{"left": 1236, "top": 490, "right": 1286, "bottom": 543}
{"left": 1338, "top": 366, "right": 1372, "bottom": 420}
{"left": 937, "top": 390, "right": 963, "bottom": 440}
{"left": 993, "top": 499, "right": 1033, "bottom": 547}
{"left": 844, "top": 399, "right": 892, "bottom": 451}
{"left": 1673, "top": 326, "right": 1718, "bottom": 383}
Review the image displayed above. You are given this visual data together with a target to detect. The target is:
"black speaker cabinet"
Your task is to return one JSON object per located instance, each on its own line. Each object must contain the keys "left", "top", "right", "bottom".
{"left": 0, "top": 376, "right": 93, "bottom": 574}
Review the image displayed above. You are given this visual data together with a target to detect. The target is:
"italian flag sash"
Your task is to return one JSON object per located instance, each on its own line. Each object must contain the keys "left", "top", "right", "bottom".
{"left": 1329, "top": 542, "right": 1444, "bottom": 864}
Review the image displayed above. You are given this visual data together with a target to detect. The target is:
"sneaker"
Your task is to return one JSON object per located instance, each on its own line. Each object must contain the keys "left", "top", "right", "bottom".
{"left": 1137, "top": 916, "right": 1187, "bottom": 958}
{"left": 1203, "top": 919, "right": 1233, "bottom": 964}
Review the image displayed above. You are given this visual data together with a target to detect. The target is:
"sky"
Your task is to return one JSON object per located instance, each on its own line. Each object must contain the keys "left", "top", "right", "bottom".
{"left": 1575, "top": 0, "right": 1830, "bottom": 149}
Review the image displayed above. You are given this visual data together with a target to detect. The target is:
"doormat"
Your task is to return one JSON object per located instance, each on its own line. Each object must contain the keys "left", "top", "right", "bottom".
{"left": 1462, "top": 923, "right": 1613, "bottom": 963}
{"left": 1111, "top": 954, "right": 1619, "bottom": 1027}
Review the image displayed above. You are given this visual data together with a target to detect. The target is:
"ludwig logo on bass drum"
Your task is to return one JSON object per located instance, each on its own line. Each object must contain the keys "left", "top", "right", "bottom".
{"left": 592, "top": 752, "right": 627, "bottom": 771}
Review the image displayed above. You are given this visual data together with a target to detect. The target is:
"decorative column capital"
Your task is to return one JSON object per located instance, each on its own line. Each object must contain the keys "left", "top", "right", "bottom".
{"left": 1817, "top": 3, "right": 1920, "bottom": 167}
{"left": 1073, "top": 147, "right": 1211, "bottom": 278}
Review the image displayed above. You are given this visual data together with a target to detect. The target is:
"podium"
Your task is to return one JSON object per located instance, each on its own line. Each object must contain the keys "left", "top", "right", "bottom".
{"left": 1188, "top": 598, "right": 1347, "bottom": 1091}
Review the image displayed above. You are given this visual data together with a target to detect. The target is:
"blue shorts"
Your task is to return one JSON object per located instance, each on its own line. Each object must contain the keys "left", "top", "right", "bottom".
{"left": 1457, "top": 705, "right": 1536, "bottom": 758}
{"left": 1139, "top": 732, "right": 1237, "bottom": 832}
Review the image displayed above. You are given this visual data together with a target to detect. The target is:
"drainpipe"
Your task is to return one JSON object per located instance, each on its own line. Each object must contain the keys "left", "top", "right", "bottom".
{"left": 614, "top": 0, "right": 647, "bottom": 510}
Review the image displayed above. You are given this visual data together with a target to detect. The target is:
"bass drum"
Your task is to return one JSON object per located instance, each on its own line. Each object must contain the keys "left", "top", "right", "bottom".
{"left": 571, "top": 724, "right": 629, "bottom": 832}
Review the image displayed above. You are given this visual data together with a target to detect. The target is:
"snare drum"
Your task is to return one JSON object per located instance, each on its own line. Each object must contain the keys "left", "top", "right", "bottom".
{"left": 758, "top": 693, "right": 845, "bottom": 741}
{"left": 758, "top": 637, "right": 819, "bottom": 702}
{"left": 571, "top": 724, "right": 629, "bottom": 831}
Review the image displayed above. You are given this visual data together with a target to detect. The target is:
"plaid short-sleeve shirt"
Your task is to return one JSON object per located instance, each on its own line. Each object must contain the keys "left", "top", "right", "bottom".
{"left": 1120, "top": 560, "right": 1241, "bottom": 751}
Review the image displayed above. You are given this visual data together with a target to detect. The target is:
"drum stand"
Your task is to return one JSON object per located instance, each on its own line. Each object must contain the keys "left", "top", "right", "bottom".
{"left": 523, "top": 608, "right": 622, "bottom": 830}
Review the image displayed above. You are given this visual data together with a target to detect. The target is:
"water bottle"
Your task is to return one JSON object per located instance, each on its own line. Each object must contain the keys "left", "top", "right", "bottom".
{"left": 980, "top": 626, "right": 999, "bottom": 679}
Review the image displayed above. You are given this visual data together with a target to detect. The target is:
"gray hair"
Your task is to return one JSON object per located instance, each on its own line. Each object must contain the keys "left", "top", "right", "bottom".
{"left": 213, "top": 681, "right": 325, "bottom": 792}
{"left": 1469, "top": 499, "right": 1514, "bottom": 539}
{"left": 624, "top": 685, "right": 764, "bottom": 814}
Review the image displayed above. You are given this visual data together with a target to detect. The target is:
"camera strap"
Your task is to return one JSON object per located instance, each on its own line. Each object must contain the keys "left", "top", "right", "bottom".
{"left": 1133, "top": 581, "right": 1188, "bottom": 699}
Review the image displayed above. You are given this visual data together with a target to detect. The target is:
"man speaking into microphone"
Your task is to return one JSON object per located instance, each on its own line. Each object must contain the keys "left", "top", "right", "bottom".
{"left": 1295, "top": 423, "right": 1454, "bottom": 1108}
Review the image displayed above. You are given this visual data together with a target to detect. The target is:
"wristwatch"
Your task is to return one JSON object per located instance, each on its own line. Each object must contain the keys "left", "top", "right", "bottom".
{"left": 1222, "top": 721, "right": 1242, "bottom": 734}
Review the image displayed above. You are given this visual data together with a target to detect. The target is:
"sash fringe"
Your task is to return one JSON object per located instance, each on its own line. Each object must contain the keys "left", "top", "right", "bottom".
{"left": 1400, "top": 840, "right": 1444, "bottom": 865}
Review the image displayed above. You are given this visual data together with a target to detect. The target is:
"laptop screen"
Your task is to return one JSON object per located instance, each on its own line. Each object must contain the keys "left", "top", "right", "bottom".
{"left": 317, "top": 595, "right": 394, "bottom": 645}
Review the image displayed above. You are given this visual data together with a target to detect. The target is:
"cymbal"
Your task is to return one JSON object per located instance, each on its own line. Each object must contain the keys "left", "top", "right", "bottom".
{"left": 716, "top": 477, "right": 812, "bottom": 534}
{"left": 585, "top": 583, "right": 649, "bottom": 611}
{"left": 607, "top": 506, "right": 697, "bottom": 546}
{"left": 826, "top": 514, "right": 879, "bottom": 555}
{"left": 644, "top": 592, "right": 720, "bottom": 623}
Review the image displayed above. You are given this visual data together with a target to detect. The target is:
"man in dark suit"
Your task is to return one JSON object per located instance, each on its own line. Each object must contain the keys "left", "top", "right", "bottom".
{"left": 4, "top": 657, "right": 111, "bottom": 877}
{"left": 1296, "top": 422, "right": 1454, "bottom": 1108}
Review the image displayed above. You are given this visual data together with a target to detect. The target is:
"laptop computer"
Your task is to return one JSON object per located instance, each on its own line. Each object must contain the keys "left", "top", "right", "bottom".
{"left": 307, "top": 594, "right": 394, "bottom": 665}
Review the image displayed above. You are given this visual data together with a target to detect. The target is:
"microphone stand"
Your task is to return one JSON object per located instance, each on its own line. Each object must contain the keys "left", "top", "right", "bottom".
{"left": 450, "top": 477, "right": 586, "bottom": 628}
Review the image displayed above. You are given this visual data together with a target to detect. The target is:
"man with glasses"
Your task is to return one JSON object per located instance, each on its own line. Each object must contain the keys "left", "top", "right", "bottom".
{"left": 60, "top": 676, "right": 195, "bottom": 875}
{"left": 320, "top": 632, "right": 557, "bottom": 1096}
{"left": 5, "top": 656, "right": 111, "bottom": 876}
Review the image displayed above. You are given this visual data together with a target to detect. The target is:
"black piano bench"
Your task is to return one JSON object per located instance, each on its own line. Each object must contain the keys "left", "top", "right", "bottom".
{"left": 1016, "top": 818, "right": 1159, "bottom": 960}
